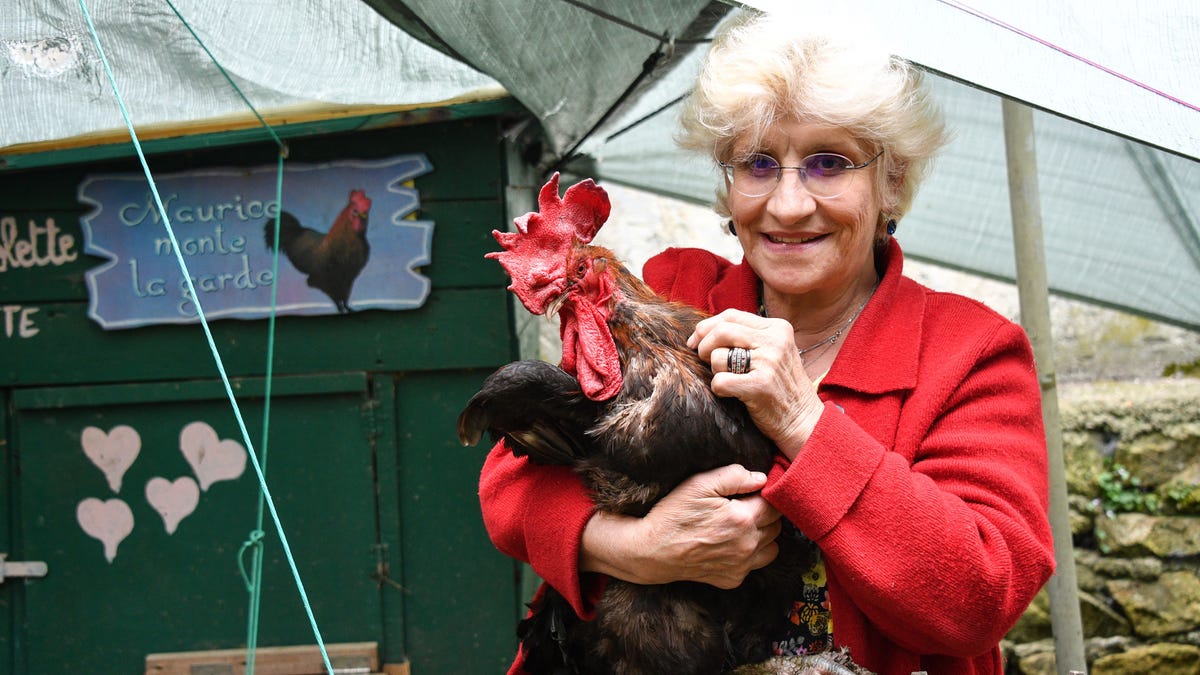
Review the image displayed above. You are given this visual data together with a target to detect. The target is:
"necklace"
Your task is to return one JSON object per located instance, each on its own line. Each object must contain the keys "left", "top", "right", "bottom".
{"left": 760, "top": 285, "right": 876, "bottom": 358}
{"left": 796, "top": 308, "right": 860, "bottom": 356}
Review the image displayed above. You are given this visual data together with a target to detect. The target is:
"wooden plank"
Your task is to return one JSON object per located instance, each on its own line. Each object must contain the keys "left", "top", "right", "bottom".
{"left": 0, "top": 287, "right": 512, "bottom": 387}
{"left": 144, "top": 641, "right": 378, "bottom": 675}
{"left": 422, "top": 200, "right": 510, "bottom": 289}
{"left": 3, "top": 95, "right": 508, "bottom": 156}
{"left": 0, "top": 95, "right": 520, "bottom": 173}
{"left": 11, "top": 372, "right": 368, "bottom": 411}
{"left": 284, "top": 117, "right": 506, "bottom": 203}
{"left": 0, "top": 115, "right": 505, "bottom": 208}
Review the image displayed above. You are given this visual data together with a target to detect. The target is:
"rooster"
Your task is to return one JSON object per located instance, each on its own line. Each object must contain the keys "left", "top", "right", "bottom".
{"left": 458, "top": 174, "right": 816, "bottom": 674}
{"left": 264, "top": 189, "right": 371, "bottom": 313}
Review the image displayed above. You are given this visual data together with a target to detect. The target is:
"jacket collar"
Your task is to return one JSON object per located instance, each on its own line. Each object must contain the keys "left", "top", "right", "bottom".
{"left": 712, "top": 238, "right": 922, "bottom": 395}
{"left": 825, "top": 239, "right": 922, "bottom": 394}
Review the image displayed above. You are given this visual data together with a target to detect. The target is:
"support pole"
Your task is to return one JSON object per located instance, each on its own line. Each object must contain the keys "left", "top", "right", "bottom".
{"left": 1002, "top": 99, "right": 1087, "bottom": 674}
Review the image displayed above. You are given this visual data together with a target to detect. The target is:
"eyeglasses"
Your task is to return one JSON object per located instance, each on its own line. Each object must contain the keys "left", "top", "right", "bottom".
{"left": 719, "top": 150, "right": 883, "bottom": 199}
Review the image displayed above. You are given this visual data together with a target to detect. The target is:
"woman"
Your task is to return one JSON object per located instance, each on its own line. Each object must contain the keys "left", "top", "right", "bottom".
{"left": 480, "top": 9, "right": 1055, "bottom": 675}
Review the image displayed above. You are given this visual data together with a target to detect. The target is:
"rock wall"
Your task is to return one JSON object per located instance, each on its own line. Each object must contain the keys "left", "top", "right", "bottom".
{"left": 1004, "top": 378, "right": 1200, "bottom": 675}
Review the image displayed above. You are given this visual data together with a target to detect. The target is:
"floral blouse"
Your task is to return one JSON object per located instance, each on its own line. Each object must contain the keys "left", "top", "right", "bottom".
{"left": 771, "top": 549, "right": 834, "bottom": 655}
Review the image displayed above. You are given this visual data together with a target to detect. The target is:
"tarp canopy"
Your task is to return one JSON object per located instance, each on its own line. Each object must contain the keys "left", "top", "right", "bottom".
{"left": 3, "top": 0, "right": 1198, "bottom": 329}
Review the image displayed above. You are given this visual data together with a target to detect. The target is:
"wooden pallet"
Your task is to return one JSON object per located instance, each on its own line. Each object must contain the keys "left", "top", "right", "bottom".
{"left": 144, "top": 641, "right": 409, "bottom": 675}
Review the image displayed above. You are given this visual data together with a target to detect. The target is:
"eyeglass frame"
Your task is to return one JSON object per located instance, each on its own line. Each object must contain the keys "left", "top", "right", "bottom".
{"left": 718, "top": 150, "right": 884, "bottom": 199}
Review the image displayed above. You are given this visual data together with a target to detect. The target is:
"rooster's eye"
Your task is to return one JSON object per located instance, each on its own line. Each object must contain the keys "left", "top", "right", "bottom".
{"left": 576, "top": 261, "right": 588, "bottom": 276}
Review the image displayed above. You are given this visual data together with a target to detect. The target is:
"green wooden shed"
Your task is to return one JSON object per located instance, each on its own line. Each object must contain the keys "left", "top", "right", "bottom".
{"left": 0, "top": 98, "right": 541, "bottom": 673}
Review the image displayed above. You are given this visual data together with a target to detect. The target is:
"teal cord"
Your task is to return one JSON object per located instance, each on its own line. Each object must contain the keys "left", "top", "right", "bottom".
{"left": 241, "top": 154, "right": 286, "bottom": 675}
{"left": 163, "top": 0, "right": 288, "bottom": 668}
{"left": 77, "top": 2, "right": 331, "bottom": 673}
{"left": 162, "top": 0, "right": 287, "bottom": 153}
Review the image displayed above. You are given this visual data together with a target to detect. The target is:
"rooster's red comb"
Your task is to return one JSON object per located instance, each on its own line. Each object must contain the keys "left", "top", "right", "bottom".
{"left": 487, "top": 173, "right": 611, "bottom": 314}
{"left": 348, "top": 189, "right": 371, "bottom": 212}
{"left": 494, "top": 172, "right": 609, "bottom": 249}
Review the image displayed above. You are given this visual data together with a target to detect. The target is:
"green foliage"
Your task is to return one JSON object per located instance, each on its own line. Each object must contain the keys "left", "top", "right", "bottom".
{"left": 1163, "top": 481, "right": 1200, "bottom": 514}
{"left": 1097, "top": 461, "right": 1160, "bottom": 515}
{"left": 1162, "top": 357, "right": 1200, "bottom": 378}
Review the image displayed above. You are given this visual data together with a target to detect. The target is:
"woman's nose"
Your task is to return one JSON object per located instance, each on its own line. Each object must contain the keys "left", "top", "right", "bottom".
{"left": 766, "top": 169, "right": 819, "bottom": 219}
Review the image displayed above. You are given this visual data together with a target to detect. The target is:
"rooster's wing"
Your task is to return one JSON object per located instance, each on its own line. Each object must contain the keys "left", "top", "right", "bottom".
{"left": 457, "top": 360, "right": 603, "bottom": 465}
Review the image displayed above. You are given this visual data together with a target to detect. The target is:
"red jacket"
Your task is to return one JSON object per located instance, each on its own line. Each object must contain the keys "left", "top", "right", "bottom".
{"left": 479, "top": 240, "right": 1055, "bottom": 674}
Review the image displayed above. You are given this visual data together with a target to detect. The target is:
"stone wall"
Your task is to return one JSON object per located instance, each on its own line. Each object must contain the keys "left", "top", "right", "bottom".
{"left": 1003, "top": 378, "right": 1200, "bottom": 675}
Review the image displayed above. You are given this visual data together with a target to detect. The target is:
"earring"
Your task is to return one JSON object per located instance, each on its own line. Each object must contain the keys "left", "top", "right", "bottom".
{"left": 886, "top": 219, "right": 897, "bottom": 236}
{"left": 726, "top": 220, "right": 737, "bottom": 236}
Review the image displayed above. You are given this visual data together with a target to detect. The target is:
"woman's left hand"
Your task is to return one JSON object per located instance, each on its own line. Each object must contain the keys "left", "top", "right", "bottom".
{"left": 688, "top": 309, "right": 824, "bottom": 459}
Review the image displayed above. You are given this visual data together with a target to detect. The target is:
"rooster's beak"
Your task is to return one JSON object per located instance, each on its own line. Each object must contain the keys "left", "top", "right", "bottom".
{"left": 545, "top": 290, "right": 571, "bottom": 318}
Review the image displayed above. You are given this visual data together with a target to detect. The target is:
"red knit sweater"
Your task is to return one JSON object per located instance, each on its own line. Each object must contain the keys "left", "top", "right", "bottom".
{"left": 478, "top": 240, "right": 1055, "bottom": 675}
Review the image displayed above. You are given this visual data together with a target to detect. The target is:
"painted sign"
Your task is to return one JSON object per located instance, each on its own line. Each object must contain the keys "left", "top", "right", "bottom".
{"left": 78, "top": 154, "right": 433, "bottom": 329}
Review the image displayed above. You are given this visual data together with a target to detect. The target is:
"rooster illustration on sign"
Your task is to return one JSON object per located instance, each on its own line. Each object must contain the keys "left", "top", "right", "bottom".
{"left": 264, "top": 189, "right": 371, "bottom": 313}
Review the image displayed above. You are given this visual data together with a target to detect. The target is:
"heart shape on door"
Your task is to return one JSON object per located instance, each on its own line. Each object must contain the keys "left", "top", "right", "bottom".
{"left": 76, "top": 497, "right": 135, "bottom": 563}
{"left": 179, "top": 421, "right": 247, "bottom": 491}
{"left": 81, "top": 425, "right": 141, "bottom": 493}
{"left": 145, "top": 476, "right": 200, "bottom": 534}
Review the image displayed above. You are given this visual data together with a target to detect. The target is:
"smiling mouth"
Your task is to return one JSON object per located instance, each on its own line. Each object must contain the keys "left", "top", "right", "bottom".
{"left": 766, "top": 233, "right": 826, "bottom": 244}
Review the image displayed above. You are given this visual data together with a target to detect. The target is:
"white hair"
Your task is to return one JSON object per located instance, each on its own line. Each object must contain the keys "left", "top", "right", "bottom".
{"left": 678, "top": 8, "right": 949, "bottom": 223}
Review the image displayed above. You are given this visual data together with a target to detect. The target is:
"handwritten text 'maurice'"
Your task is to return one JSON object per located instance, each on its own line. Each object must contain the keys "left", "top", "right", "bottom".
{"left": 117, "top": 192, "right": 282, "bottom": 314}
{"left": 118, "top": 192, "right": 278, "bottom": 228}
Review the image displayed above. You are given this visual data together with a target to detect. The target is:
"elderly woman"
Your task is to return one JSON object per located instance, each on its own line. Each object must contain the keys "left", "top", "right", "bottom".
{"left": 480, "top": 9, "right": 1055, "bottom": 675}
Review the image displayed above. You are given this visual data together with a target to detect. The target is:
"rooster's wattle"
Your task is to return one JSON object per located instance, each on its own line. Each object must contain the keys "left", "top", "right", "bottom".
{"left": 458, "top": 174, "right": 815, "bottom": 674}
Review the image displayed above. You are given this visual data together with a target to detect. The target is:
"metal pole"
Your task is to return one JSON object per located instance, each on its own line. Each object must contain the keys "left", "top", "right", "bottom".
{"left": 1001, "top": 98, "right": 1087, "bottom": 674}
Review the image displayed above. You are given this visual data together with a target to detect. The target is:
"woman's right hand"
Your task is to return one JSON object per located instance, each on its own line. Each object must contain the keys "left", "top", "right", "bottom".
{"left": 579, "top": 464, "right": 782, "bottom": 589}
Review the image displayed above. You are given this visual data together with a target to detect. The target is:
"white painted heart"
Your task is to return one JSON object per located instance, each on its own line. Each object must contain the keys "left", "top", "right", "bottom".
{"left": 145, "top": 476, "right": 200, "bottom": 535}
{"left": 81, "top": 425, "right": 141, "bottom": 493}
{"left": 76, "top": 497, "right": 134, "bottom": 563}
{"left": 179, "top": 421, "right": 246, "bottom": 491}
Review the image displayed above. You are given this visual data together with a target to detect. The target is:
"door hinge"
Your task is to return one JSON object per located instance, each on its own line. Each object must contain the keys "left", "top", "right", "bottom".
{"left": 0, "top": 553, "right": 48, "bottom": 583}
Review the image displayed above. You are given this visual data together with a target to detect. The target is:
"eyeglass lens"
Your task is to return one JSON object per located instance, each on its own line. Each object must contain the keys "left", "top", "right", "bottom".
{"left": 727, "top": 153, "right": 859, "bottom": 198}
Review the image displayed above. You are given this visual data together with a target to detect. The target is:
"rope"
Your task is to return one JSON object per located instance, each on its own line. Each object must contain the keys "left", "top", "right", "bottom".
{"left": 937, "top": 0, "right": 1200, "bottom": 114}
{"left": 603, "top": 92, "right": 689, "bottom": 143}
{"left": 603, "top": 2, "right": 1200, "bottom": 158}
{"left": 557, "top": 0, "right": 708, "bottom": 45}
{"left": 158, "top": 0, "right": 294, "bottom": 664}
{"left": 162, "top": 0, "right": 289, "bottom": 154}
{"left": 242, "top": 152, "right": 286, "bottom": 675}
{"left": 546, "top": 0, "right": 724, "bottom": 172}
{"left": 550, "top": 42, "right": 670, "bottom": 174}
{"left": 76, "top": 1, "right": 331, "bottom": 673}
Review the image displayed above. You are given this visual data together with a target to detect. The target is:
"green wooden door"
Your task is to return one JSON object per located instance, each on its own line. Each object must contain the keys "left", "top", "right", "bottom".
{"left": 389, "top": 370, "right": 522, "bottom": 673}
{"left": 0, "top": 112, "right": 532, "bottom": 672}
{"left": 9, "top": 374, "right": 384, "bottom": 673}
